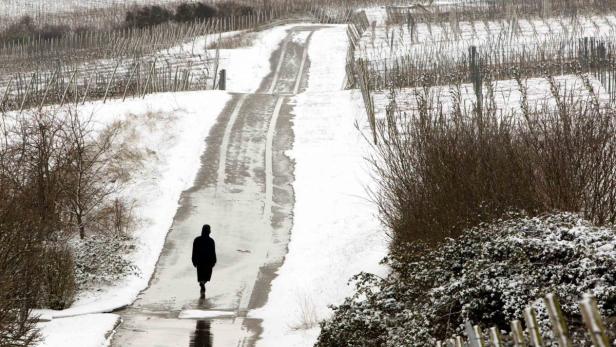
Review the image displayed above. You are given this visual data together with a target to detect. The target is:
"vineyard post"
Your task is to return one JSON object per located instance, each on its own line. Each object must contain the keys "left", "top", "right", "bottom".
{"left": 464, "top": 321, "right": 484, "bottom": 347}
{"left": 142, "top": 59, "right": 157, "bottom": 98}
{"left": 82, "top": 69, "right": 95, "bottom": 105}
{"left": 579, "top": 294, "right": 609, "bottom": 347}
{"left": 123, "top": 63, "right": 139, "bottom": 102}
{"left": 60, "top": 68, "right": 78, "bottom": 108}
{"left": 103, "top": 61, "right": 120, "bottom": 104}
{"left": 523, "top": 307, "right": 543, "bottom": 347}
{"left": 510, "top": 320, "right": 527, "bottom": 347}
{"left": 0, "top": 77, "right": 13, "bottom": 112}
{"left": 40, "top": 70, "right": 58, "bottom": 110}
{"left": 488, "top": 327, "right": 504, "bottom": 347}
{"left": 544, "top": 294, "right": 572, "bottom": 347}
{"left": 19, "top": 73, "right": 36, "bottom": 112}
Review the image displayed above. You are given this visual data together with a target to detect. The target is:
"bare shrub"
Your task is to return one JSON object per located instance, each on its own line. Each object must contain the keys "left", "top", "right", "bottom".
{"left": 60, "top": 110, "right": 127, "bottom": 239}
{"left": 174, "top": 3, "right": 218, "bottom": 23}
{"left": 38, "top": 245, "right": 76, "bottom": 310}
{"left": 520, "top": 75, "right": 616, "bottom": 225}
{"left": 0, "top": 15, "right": 73, "bottom": 44}
{"left": 93, "top": 198, "right": 137, "bottom": 236}
{"left": 370, "top": 87, "right": 539, "bottom": 245}
{"left": 289, "top": 293, "right": 320, "bottom": 331}
{"left": 0, "top": 116, "right": 50, "bottom": 345}
{"left": 207, "top": 32, "right": 257, "bottom": 49}
{"left": 215, "top": 2, "right": 256, "bottom": 17}
{"left": 371, "top": 78, "right": 616, "bottom": 247}
{"left": 125, "top": 5, "right": 174, "bottom": 29}
{"left": 4, "top": 109, "right": 69, "bottom": 240}
{"left": 0, "top": 198, "right": 42, "bottom": 346}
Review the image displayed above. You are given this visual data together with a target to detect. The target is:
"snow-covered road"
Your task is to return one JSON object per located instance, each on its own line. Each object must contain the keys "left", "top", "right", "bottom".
{"left": 111, "top": 25, "right": 327, "bottom": 347}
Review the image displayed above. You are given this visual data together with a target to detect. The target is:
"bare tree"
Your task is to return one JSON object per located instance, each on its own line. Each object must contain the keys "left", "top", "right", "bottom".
{"left": 60, "top": 110, "right": 122, "bottom": 239}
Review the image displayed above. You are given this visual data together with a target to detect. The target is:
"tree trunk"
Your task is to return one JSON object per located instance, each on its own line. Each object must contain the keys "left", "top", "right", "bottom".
{"left": 77, "top": 214, "right": 85, "bottom": 239}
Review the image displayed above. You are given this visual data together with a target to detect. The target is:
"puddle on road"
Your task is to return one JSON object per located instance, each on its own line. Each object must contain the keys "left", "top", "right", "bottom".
{"left": 190, "top": 320, "right": 213, "bottom": 347}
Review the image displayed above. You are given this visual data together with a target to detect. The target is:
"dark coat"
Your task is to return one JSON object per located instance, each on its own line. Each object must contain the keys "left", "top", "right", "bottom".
{"left": 192, "top": 233, "right": 216, "bottom": 282}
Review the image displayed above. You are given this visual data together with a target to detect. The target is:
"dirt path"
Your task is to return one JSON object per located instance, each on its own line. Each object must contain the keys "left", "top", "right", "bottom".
{"left": 111, "top": 26, "right": 321, "bottom": 347}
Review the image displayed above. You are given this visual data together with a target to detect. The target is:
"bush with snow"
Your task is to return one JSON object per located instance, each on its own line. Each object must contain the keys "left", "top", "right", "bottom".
{"left": 316, "top": 213, "right": 616, "bottom": 346}
{"left": 71, "top": 234, "right": 138, "bottom": 291}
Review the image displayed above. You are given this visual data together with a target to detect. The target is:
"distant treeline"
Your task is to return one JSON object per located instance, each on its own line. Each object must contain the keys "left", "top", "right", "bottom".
{"left": 125, "top": 1, "right": 256, "bottom": 29}
{"left": 0, "top": 1, "right": 256, "bottom": 45}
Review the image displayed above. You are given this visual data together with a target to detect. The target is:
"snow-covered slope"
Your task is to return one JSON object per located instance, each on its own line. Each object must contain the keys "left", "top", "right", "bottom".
{"left": 249, "top": 25, "right": 388, "bottom": 347}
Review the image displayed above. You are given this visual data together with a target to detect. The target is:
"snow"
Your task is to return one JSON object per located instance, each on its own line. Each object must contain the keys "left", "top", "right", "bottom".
{"left": 37, "top": 314, "right": 119, "bottom": 347}
{"left": 357, "top": 7, "right": 616, "bottom": 72}
{"left": 371, "top": 74, "right": 609, "bottom": 118}
{"left": 218, "top": 24, "right": 304, "bottom": 93}
{"left": 249, "top": 25, "right": 388, "bottom": 347}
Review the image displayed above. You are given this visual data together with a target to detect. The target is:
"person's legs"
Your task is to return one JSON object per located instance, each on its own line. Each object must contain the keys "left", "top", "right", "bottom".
{"left": 197, "top": 266, "right": 205, "bottom": 293}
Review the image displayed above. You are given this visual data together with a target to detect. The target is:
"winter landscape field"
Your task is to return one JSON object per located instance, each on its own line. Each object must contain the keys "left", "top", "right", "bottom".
{"left": 3, "top": 0, "right": 616, "bottom": 346}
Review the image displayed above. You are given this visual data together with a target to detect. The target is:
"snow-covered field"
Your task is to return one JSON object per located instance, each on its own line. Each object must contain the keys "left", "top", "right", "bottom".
{"left": 358, "top": 7, "right": 616, "bottom": 68}
{"left": 371, "top": 73, "right": 609, "bottom": 118}
{"left": 356, "top": 8, "right": 616, "bottom": 119}
{"left": 250, "top": 25, "right": 388, "bottom": 347}
{"left": 0, "top": 24, "right": 294, "bottom": 105}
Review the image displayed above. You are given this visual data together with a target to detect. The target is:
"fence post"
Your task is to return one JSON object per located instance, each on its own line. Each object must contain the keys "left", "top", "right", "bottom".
{"left": 123, "top": 63, "right": 139, "bottom": 102}
{"left": 39, "top": 70, "right": 58, "bottom": 109}
{"left": 103, "top": 61, "right": 120, "bottom": 104}
{"left": 465, "top": 321, "right": 484, "bottom": 347}
{"left": 523, "top": 307, "right": 543, "bottom": 347}
{"left": 544, "top": 294, "right": 572, "bottom": 347}
{"left": 19, "top": 73, "right": 35, "bottom": 112}
{"left": 510, "top": 320, "right": 527, "bottom": 347}
{"left": 60, "top": 69, "right": 78, "bottom": 108}
{"left": 1, "top": 77, "right": 14, "bottom": 111}
{"left": 579, "top": 294, "right": 609, "bottom": 347}
{"left": 219, "top": 69, "right": 227, "bottom": 91}
{"left": 142, "top": 59, "right": 157, "bottom": 98}
{"left": 488, "top": 327, "right": 504, "bottom": 347}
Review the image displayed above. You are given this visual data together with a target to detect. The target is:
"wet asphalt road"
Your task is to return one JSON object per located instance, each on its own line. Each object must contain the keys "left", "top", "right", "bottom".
{"left": 111, "top": 26, "right": 321, "bottom": 347}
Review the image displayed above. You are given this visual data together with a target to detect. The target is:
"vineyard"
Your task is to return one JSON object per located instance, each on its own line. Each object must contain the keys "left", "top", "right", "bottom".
{"left": 0, "top": 0, "right": 385, "bottom": 111}
{"left": 346, "top": 0, "right": 616, "bottom": 134}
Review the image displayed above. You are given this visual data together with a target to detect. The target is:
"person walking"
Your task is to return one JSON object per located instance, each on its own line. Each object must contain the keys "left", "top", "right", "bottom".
{"left": 192, "top": 224, "right": 217, "bottom": 295}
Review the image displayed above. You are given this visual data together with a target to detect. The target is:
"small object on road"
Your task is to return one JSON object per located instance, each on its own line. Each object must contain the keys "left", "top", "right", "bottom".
{"left": 219, "top": 69, "right": 226, "bottom": 90}
{"left": 192, "top": 224, "right": 217, "bottom": 297}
